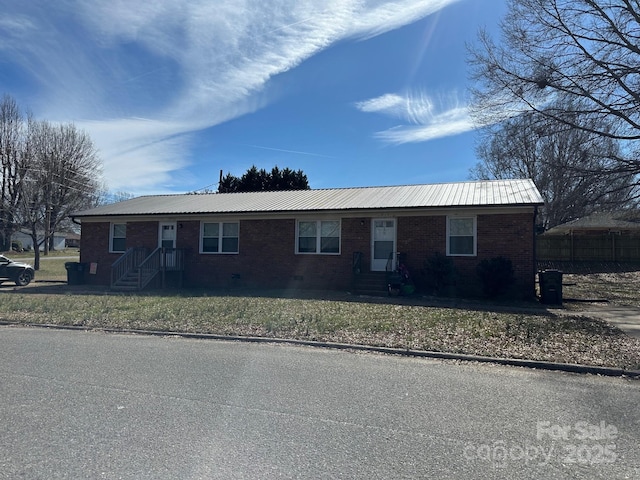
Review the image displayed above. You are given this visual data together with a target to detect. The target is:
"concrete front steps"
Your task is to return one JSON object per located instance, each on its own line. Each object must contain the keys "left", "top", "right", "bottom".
{"left": 111, "top": 270, "right": 157, "bottom": 291}
{"left": 352, "top": 271, "right": 389, "bottom": 296}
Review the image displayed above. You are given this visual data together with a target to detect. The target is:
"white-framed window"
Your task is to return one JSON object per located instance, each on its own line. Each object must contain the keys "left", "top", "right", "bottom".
{"left": 296, "top": 220, "right": 340, "bottom": 254}
{"left": 200, "top": 221, "right": 239, "bottom": 254}
{"left": 447, "top": 216, "right": 477, "bottom": 256}
{"left": 110, "top": 223, "right": 127, "bottom": 253}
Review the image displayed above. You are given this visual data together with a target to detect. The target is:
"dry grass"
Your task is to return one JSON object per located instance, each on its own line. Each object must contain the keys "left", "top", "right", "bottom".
{"left": 562, "top": 270, "right": 640, "bottom": 308}
{"left": 0, "top": 257, "right": 639, "bottom": 371}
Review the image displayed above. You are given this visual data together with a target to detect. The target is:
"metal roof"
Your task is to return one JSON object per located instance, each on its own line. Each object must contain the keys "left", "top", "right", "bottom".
{"left": 544, "top": 211, "right": 640, "bottom": 234}
{"left": 73, "top": 179, "right": 544, "bottom": 218}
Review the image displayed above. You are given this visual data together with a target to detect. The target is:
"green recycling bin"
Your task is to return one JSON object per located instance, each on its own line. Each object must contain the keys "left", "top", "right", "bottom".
{"left": 539, "top": 269, "right": 562, "bottom": 305}
{"left": 65, "top": 262, "right": 87, "bottom": 285}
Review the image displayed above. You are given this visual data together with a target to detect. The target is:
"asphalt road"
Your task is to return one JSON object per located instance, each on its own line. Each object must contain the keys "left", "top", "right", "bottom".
{"left": 0, "top": 327, "right": 638, "bottom": 479}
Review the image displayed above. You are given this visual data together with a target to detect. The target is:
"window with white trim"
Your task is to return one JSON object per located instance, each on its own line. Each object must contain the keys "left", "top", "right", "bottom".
{"left": 201, "top": 221, "right": 239, "bottom": 253}
{"left": 447, "top": 216, "right": 476, "bottom": 256}
{"left": 110, "top": 223, "right": 126, "bottom": 253}
{"left": 296, "top": 220, "right": 340, "bottom": 254}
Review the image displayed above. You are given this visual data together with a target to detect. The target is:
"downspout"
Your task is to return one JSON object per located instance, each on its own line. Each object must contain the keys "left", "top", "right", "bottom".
{"left": 533, "top": 206, "right": 539, "bottom": 298}
{"left": 71, "top": 217, "right": 82, "bottom": 259}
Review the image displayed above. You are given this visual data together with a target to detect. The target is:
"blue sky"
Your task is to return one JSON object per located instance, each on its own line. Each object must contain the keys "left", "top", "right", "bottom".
{"left": 0, "top": 0, "right": 507, "bottom": 195}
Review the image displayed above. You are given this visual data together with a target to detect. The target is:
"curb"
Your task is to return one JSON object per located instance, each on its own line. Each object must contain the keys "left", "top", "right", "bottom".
{"left": 2, "top": 321, "right": 639, "bottom": 379}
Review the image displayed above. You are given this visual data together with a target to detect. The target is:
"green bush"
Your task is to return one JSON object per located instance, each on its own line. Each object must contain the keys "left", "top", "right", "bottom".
{"left": 476, "top": 257, "right": 514, "bottom": 298}
{"left": 422, "top": 252, "right": 457, "bottom": 295}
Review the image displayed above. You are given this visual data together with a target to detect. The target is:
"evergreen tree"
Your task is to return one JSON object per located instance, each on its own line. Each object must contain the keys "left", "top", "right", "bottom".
{"left": 217, "top": 165, "right": 309, "bottom": 192}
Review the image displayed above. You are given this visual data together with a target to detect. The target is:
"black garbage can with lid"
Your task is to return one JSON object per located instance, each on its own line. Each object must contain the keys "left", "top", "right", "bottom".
{"left": 539, "top": 269, "right": 563, "bottom": 305}
{"left": 65, "top": 262, "right": 87, "bottom": 285}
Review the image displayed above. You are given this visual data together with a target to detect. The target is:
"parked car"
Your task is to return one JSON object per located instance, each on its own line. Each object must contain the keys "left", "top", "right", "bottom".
{"left": 0, "top": 255, "right": 35, "bottom": 286}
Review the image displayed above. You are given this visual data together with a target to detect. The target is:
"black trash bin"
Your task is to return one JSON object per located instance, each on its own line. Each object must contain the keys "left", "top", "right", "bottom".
{"left": 65, "top": 262, "right": 86, "bottom": 285}
{"left": 539, "top": 269, "right": 563, "bottom": 305}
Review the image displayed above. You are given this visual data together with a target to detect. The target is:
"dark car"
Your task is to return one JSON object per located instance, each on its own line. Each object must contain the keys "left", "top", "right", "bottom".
{"left": 0, "top": 254, "right": 35, "bottom": 286}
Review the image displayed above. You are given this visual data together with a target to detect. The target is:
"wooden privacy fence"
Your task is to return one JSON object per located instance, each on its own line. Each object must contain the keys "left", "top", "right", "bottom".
{"left": 537, "top": 234, "right": 640, "bottom": 262}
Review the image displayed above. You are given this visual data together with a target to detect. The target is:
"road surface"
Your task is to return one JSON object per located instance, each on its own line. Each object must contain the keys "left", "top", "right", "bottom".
{"left": 0, "top": 326, "right": 638, "bottom": 479}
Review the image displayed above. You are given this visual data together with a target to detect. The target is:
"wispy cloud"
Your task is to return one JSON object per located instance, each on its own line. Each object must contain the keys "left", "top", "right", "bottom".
{"left": 355, "top": 90, "right": 475, "bottom": 144}
{"left": 350, "top": 0, "right": 461, "bottom": 39}
{"left": 85, "top": 120, "right": 193, "bottom": 188}
{"left": 0, "top": 0, "right": 460, "bottom": 193}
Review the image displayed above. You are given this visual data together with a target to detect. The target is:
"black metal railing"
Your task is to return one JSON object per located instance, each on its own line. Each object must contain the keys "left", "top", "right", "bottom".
{"left": 112, "top": 247, "right": 186, "bottom": 290}
{"left": 111, "top": 247, "right": 148, "bottom": 287}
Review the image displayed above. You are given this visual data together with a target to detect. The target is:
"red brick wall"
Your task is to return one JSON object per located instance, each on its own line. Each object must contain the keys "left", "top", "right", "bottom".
{"left": 80, "top": 212, "right": 536, "bottom": 296}
{"left": 79, "top": 222, "right": 120, "bottom": 284}
{"left": 127, "top": 221, "right": 159, "bottom": 249}
{"left": 79, "top": 220, "right": 160, "bottom": 284}
{"left": 397, "top": 215, "right": 446, "bottom": 273}
{"left": 455, "top": 213, "right": 535, "bottom": 296}
{"left": 396, "top": 213, "right": 535, "bottom": 297}
{"left": 184, "top": 219, "right": 355, "bottom": 290}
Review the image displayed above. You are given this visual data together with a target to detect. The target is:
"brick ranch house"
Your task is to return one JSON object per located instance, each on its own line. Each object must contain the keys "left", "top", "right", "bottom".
{"left": 72, "top": 179, "right": 544, "bottom": 297}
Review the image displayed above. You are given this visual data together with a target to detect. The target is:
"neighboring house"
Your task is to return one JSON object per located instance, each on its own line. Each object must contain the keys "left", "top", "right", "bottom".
{"left": 538, "top": 211, "right": 640, "bottom": 263}
{"left": 71, "top": 179, "right": 544, "bottom": 297}
{"left": 13, "top": 230, "right": 66, "bottom": 251}
{"left": 543, "top": 211, "right": 640, "bottom": 235}
{"left": 65, "top": 232, "right": 81, "bottom": 248}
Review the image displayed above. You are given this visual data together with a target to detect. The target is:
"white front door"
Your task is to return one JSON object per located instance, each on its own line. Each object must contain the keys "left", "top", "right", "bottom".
{"left": 371, "top": 218, "right": 396, "bottom": 271}
{"left": 159, "top": 222, "right": 177, "bottom": 267}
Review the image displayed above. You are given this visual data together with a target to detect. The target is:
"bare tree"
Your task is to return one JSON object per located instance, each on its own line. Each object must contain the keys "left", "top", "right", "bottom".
{"left": 44, "top": 122, "right": 101, "bottom": 252}
{"left": 471, "top": 104, "right": 637, "bottom": 229}
{"left": 0, "top": 95, "right": 27, "bottom": 251}
{"left": 0, "top": 94, "right": 102, "bottom": 262}
{"left": 19, "top": 118, "right": 101, "bottom": 268}
{"left": 469, "top": 0, "right": 640, "bottom": 178}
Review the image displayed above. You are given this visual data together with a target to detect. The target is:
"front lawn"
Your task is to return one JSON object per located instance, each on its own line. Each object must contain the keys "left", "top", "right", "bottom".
{"left": 1, "top": 286, "right": 639, "bottom": 370}
{"left": 1, "top": 255, "right": 639, "bottom": 371}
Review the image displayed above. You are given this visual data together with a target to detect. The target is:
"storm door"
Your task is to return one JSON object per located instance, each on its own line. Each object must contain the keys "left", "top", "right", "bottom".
{"left": 159, "top": 222, "right": 177, "bottom": 268}
{"left": 371, "top": 219, "right": 396, "bottom": 271}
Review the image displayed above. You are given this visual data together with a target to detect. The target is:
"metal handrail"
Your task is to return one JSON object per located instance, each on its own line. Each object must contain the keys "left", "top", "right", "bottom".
{"left": 112, "top": 247, "right": 186, "bottom": 290}
{"left": 137, "top": 248, "right": 186, "bottom": 289}
{"left": 111, "top": 247, "right": 148, "bottom": 287}
{"left": 137, "top": 247, "right": 161, "bottom": 290}
{"left": 160, "top": 247, "right": 185, "bottom": 272}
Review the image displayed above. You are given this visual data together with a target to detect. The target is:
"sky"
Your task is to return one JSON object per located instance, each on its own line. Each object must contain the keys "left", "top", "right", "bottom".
{"left": 0, "top": 0, "right": 507, "bottom": 196}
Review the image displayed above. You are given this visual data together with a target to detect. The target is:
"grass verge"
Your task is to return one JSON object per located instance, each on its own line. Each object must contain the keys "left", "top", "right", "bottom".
{"left": 563, "top": 270, "right": 640, "bottom": 308}
{"left": 1, "top": 256, "right": 639, "bottom": 371}
{"left": 1, "top": 287, "right": 639, "bottom": 371}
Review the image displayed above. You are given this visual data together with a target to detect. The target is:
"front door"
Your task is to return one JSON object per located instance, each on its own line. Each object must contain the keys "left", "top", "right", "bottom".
{"left": 159, "top": 222, "right": 177, "bottom": 267}
{"left": 371, "top": 218, "right": 396, "bottom": 271}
